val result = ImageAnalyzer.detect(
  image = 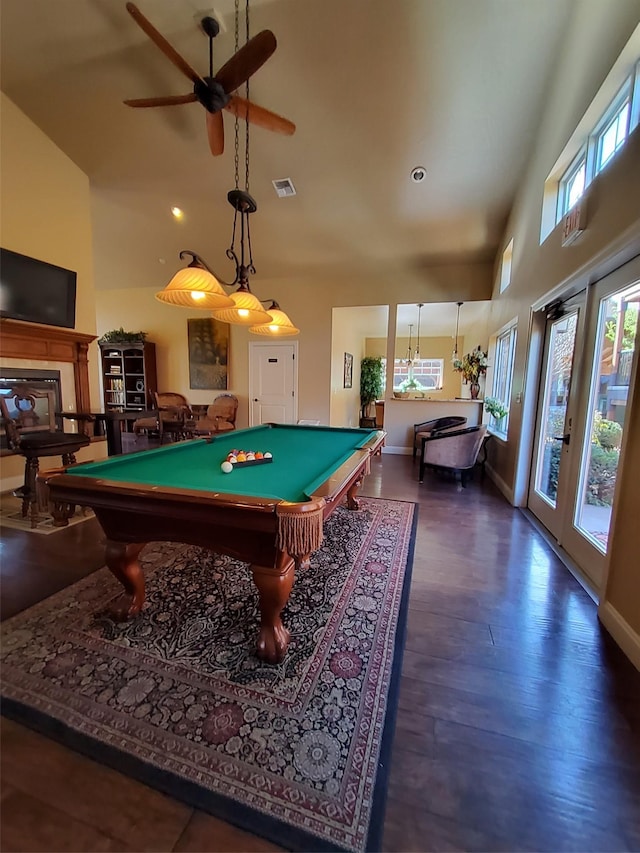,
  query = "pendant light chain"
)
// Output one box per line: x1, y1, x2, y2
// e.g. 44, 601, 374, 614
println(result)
245, 0, 250, 194
243, 0, 254, 271
233, 0, 240, 191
